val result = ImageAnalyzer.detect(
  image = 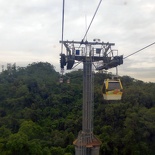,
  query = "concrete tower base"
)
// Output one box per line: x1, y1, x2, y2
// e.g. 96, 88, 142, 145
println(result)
73, 131, 101, 155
